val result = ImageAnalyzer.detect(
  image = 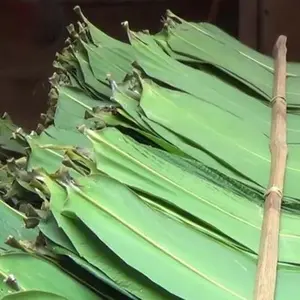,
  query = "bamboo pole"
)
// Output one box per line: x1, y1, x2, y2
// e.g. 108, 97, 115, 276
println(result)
254, 35, 288, 300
